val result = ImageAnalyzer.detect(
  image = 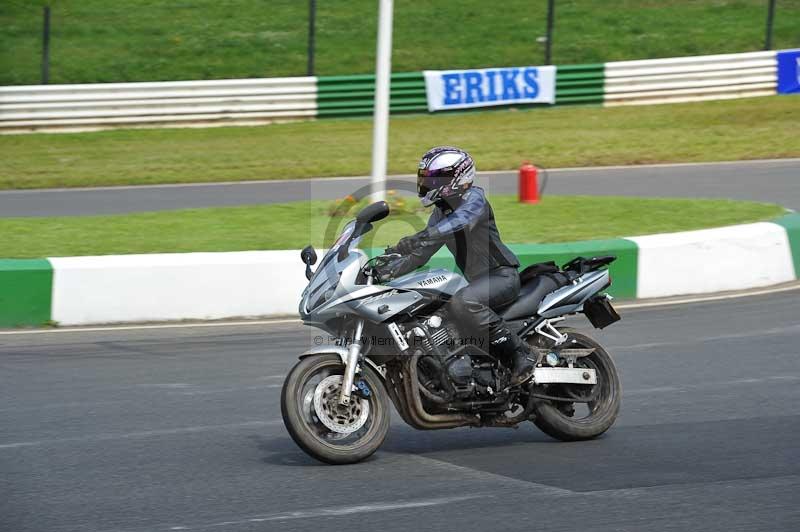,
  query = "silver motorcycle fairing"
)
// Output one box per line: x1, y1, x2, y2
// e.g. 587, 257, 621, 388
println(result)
538, 269, 610, 318
299, 220, 368, 320
387, 268, 468, 297
301, 254, 427, 326
349, 288, 426, 323
300, 248, 372, 323
331, 267, 468, 323
302, 250, 463, 325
